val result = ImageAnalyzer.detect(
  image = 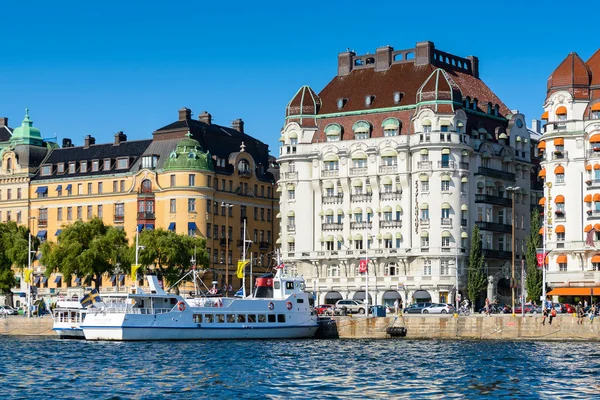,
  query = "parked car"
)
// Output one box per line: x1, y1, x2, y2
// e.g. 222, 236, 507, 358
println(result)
315, 304, 334, 315
553, 303, 567, 314
403, 303, 433, 314
513, 304, 542, 314
0, 306, 17, 316
564, 304, 576, 313
334, 300, 367, 315
422, 303, 455, 314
